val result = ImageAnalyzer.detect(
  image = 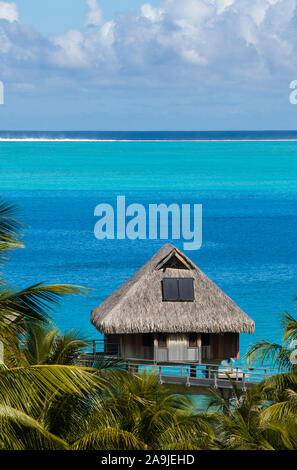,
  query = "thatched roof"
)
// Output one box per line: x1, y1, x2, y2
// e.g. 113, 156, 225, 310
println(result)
91, 244, 255, 335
